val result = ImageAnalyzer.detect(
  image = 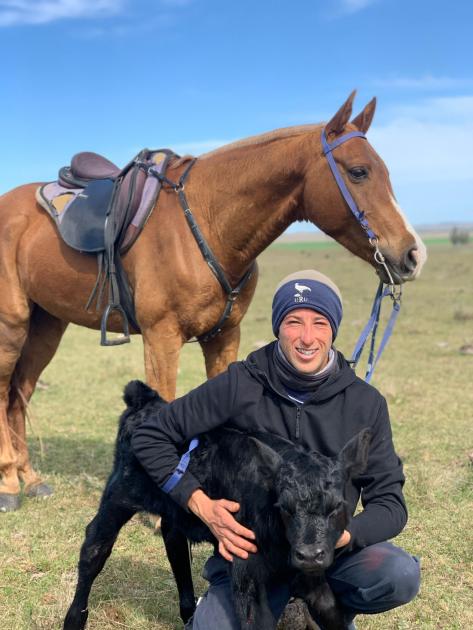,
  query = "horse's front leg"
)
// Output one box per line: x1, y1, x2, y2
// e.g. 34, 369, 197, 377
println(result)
141, 320, 184, 400
199, 324, 241, 379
